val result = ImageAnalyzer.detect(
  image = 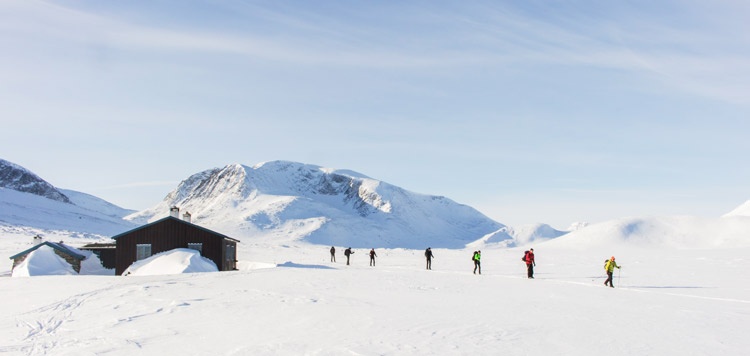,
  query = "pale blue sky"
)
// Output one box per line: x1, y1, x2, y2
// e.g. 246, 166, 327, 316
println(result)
2, 0, 749, 228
